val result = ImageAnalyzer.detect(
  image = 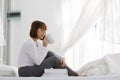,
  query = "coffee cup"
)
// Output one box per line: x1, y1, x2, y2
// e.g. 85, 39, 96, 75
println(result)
46, 34, 55, 44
